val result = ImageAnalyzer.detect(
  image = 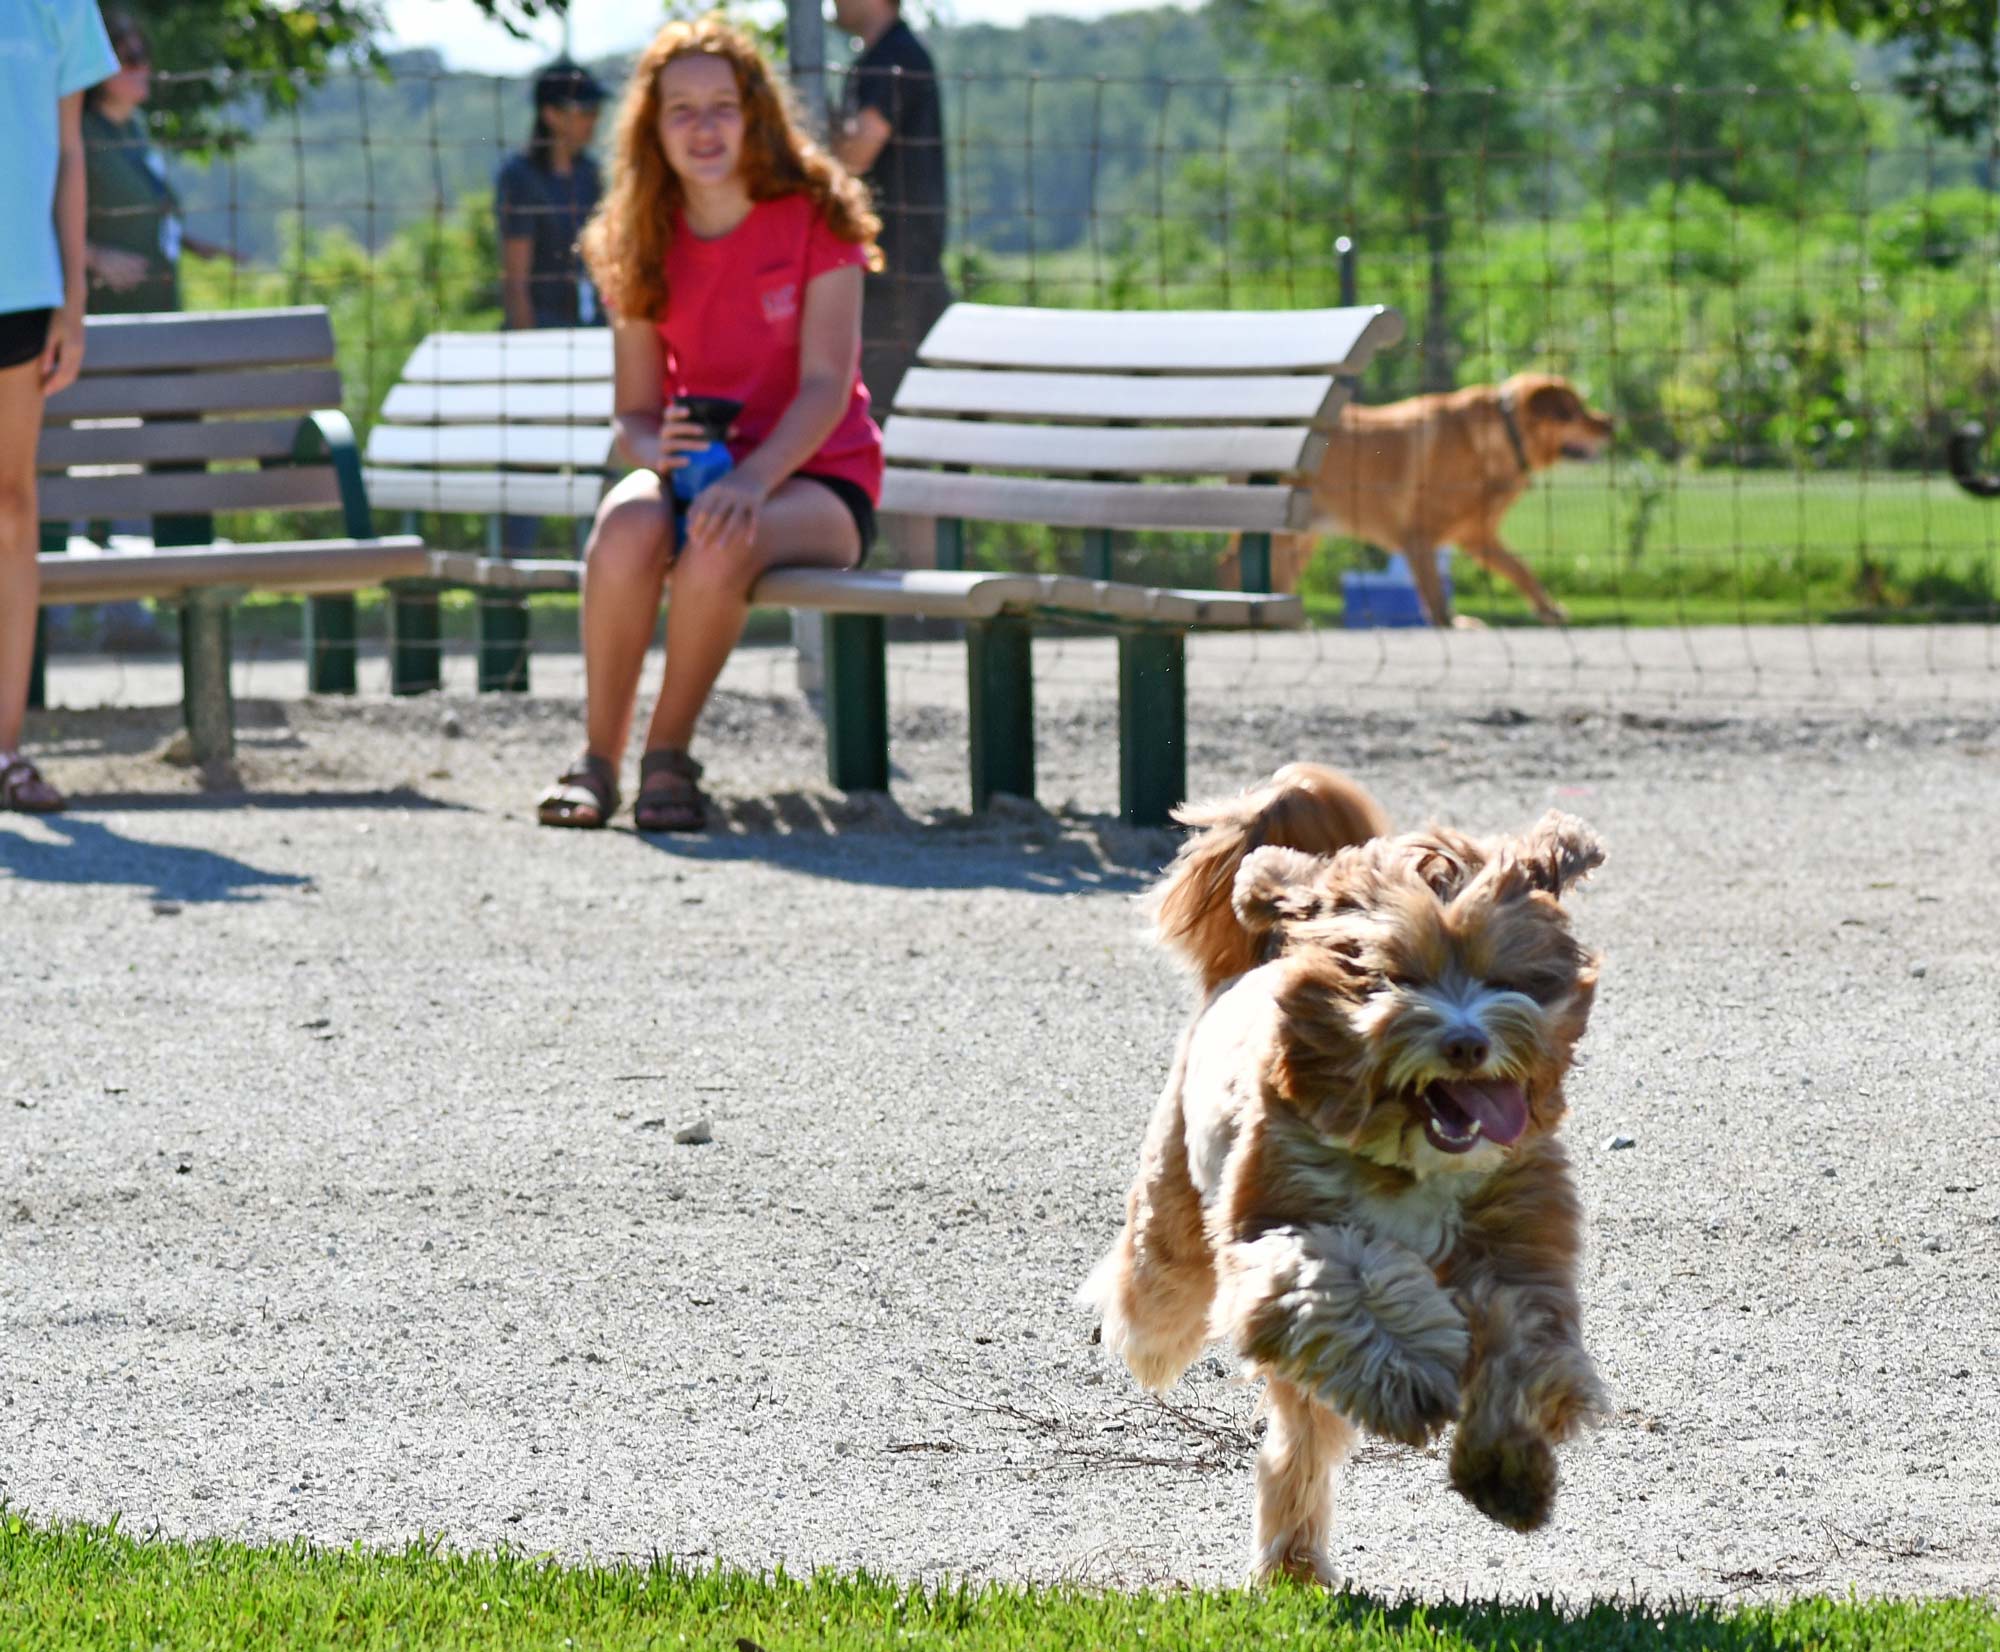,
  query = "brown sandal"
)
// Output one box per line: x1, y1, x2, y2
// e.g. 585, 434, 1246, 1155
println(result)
633, 748, 706, 833
0, 755, 64, 814
536, 752, 619, 829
